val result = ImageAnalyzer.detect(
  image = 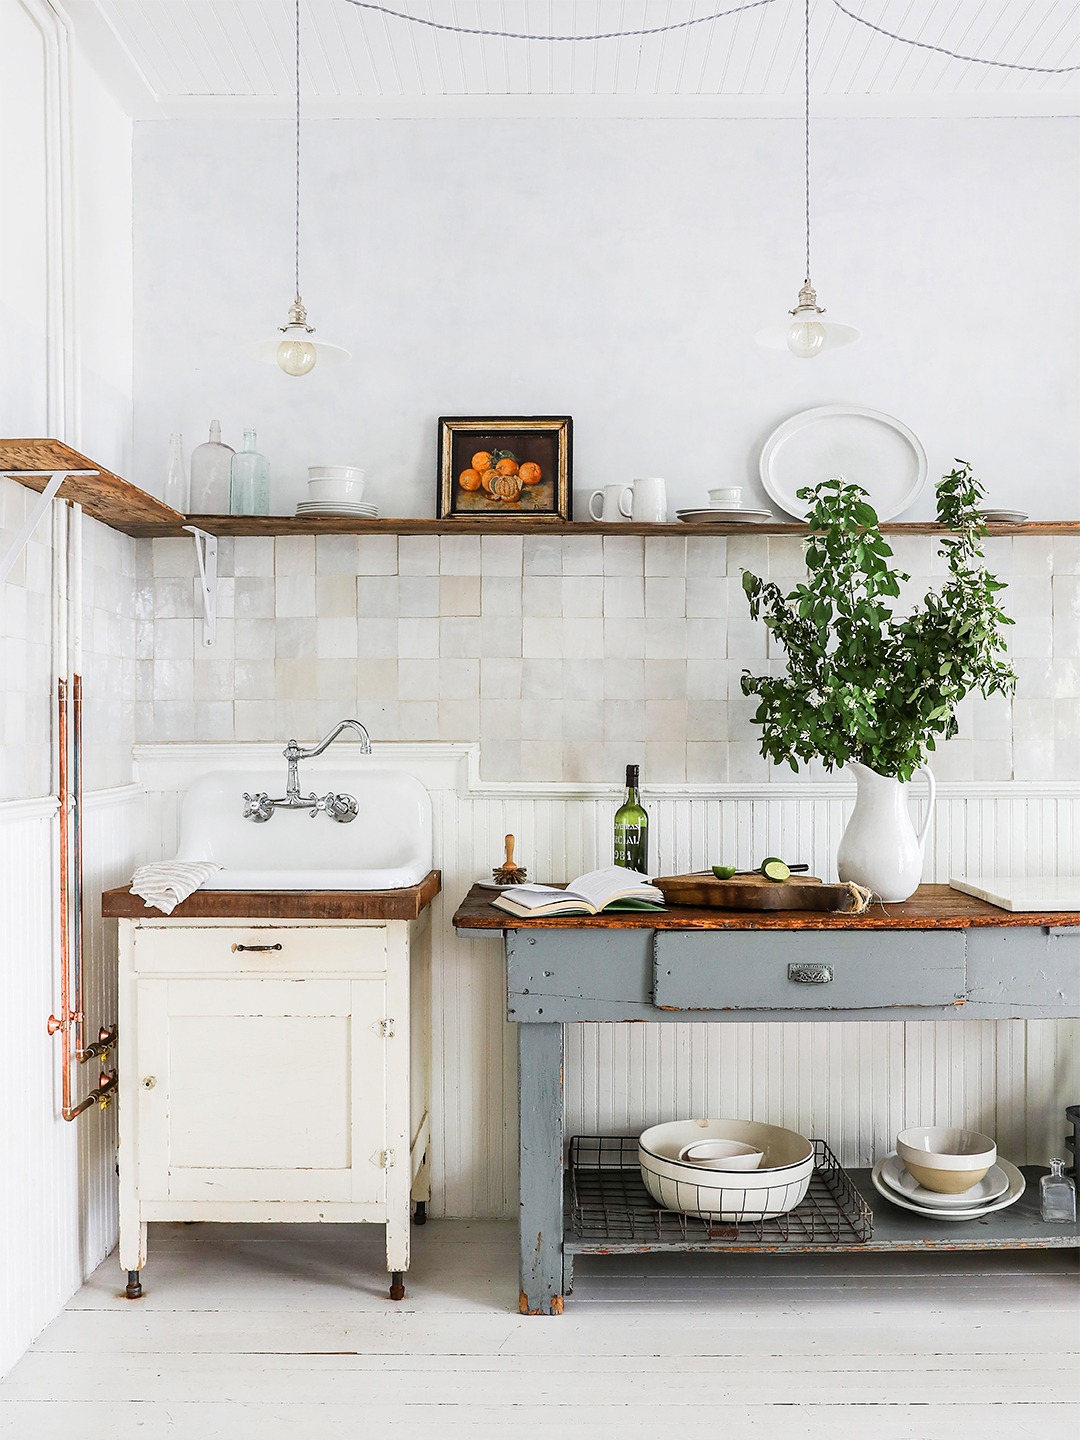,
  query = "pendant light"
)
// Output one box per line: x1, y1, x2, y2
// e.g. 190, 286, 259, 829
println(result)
756, 0, 860, 359
250, 0, 350, 375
